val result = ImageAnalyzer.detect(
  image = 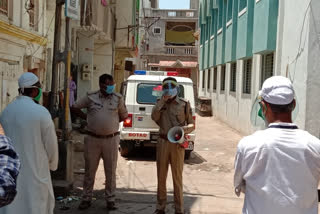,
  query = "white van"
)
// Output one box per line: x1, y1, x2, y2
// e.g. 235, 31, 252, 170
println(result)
119, 71, 196, 159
